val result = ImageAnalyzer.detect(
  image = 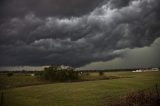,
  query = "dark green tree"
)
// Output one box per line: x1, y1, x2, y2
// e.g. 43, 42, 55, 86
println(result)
42, 65, 79, 81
